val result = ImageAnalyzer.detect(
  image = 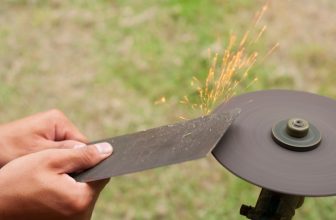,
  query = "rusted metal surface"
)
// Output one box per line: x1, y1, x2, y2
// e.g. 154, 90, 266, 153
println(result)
74, 108, 240, 182
213, 90, 336, 196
